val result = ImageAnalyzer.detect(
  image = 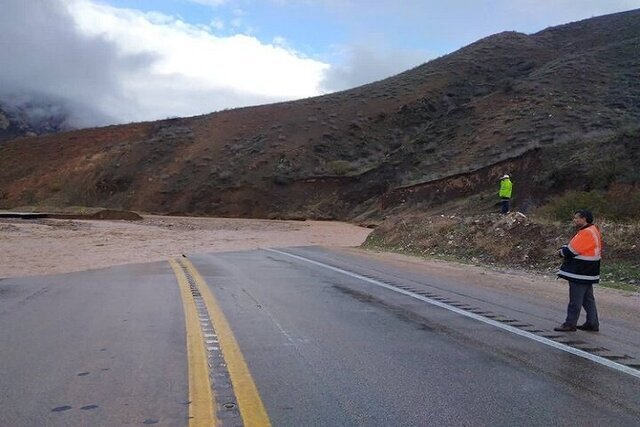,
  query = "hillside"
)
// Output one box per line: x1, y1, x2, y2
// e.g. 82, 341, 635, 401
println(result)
1, 9, 639, 220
